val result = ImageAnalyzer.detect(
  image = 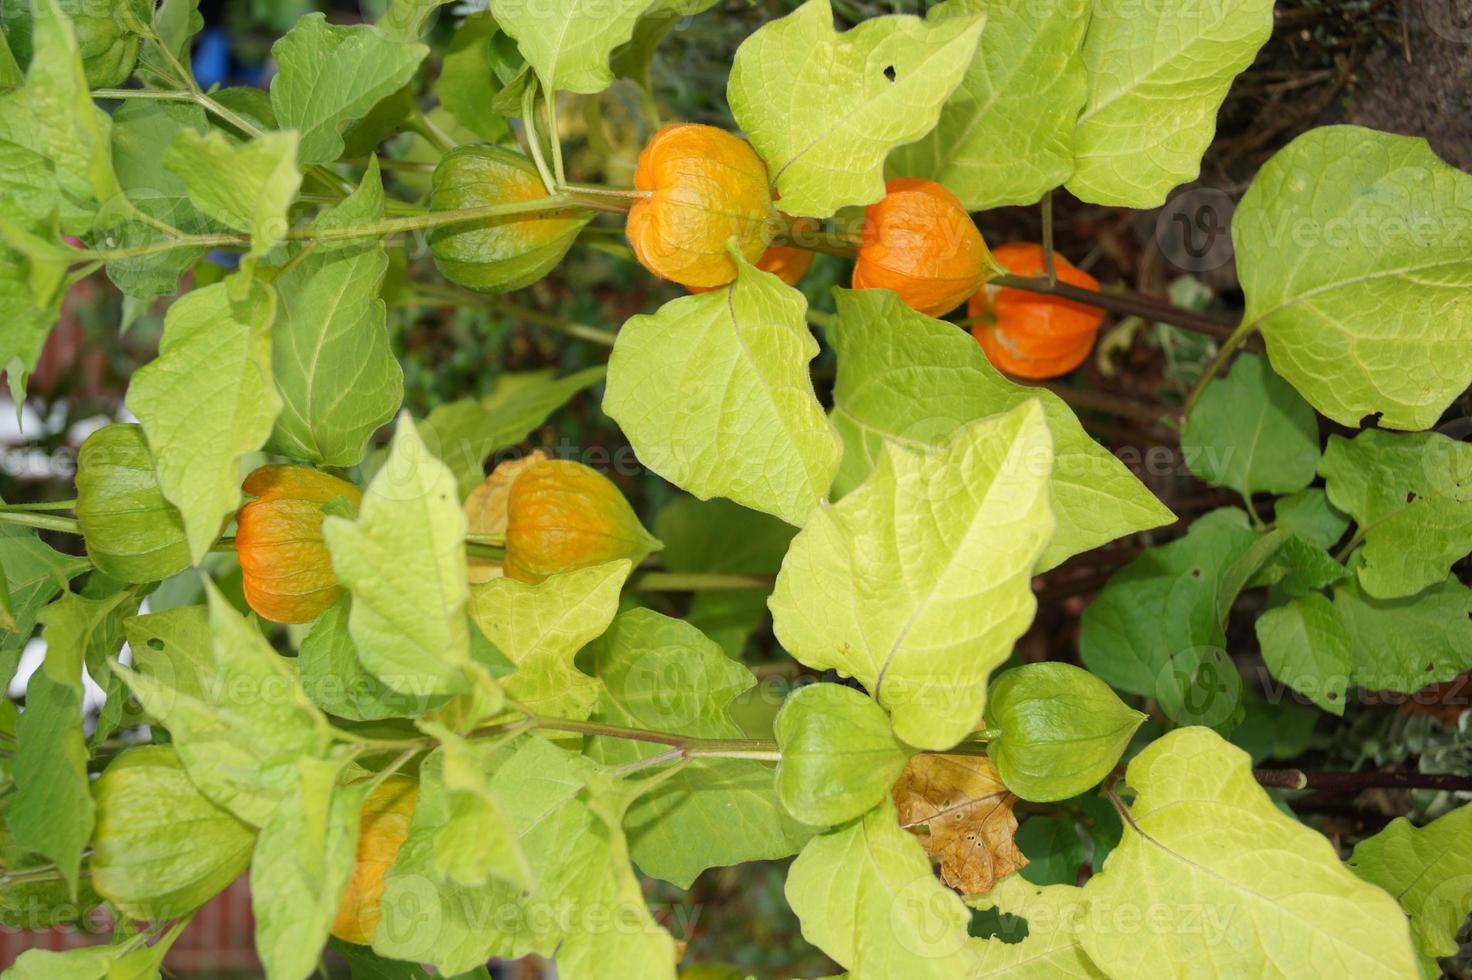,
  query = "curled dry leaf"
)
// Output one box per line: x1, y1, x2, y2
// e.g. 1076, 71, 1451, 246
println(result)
891, 752, 1026, 895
